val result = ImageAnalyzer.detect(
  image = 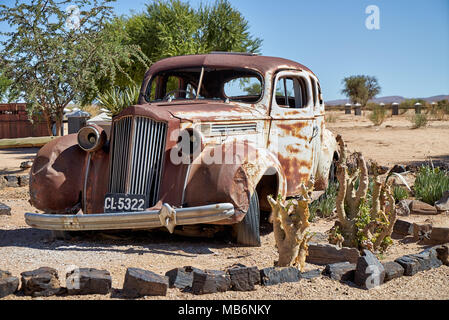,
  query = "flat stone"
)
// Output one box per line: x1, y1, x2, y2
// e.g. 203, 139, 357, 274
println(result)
393, 219, 413, 236
435, 191, 449, 211
354, 250, 385, 289
4, 175, 19, 187
396, 200, 411, 216
165, 266, 202, 289
405, 165, 419, 173
18, 175, 29, 187
0, 270, 19, 298
410, 248, 442, 271
412, 223, 433, 241
306, 242, 360, 265
434, 244, 449, 266
123, 268, 168, 298
410, 200, 438, 215
192, 270, 231, 294
259, 267, 301, 286
322, 262, 356, 282
423, 227, 449, 245
394, 256, 421, 276
382, 261, 404, 282
300, 269, 322, 280
395, 248, 442, 276
226, 265, 260, 291
20, 267, 61, 297
66, 268, 112, 295
0, 202, 11, 216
